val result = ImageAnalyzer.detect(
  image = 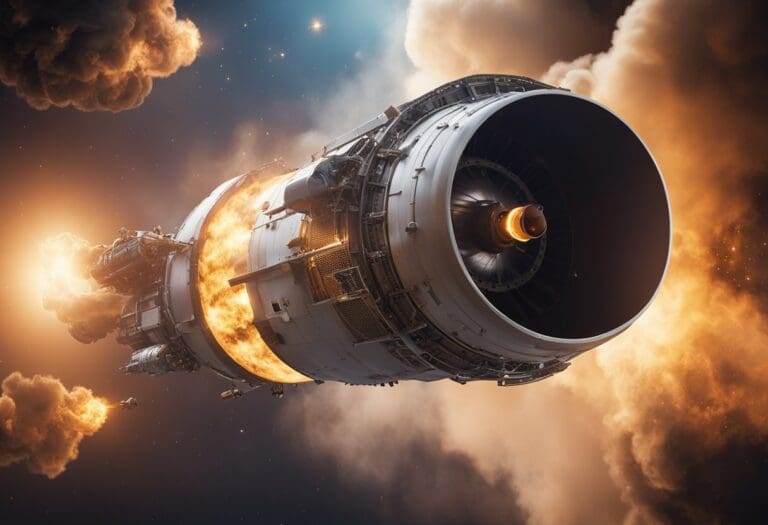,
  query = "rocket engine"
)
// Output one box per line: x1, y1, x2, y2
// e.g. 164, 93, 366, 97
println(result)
94, 75, 671, 391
